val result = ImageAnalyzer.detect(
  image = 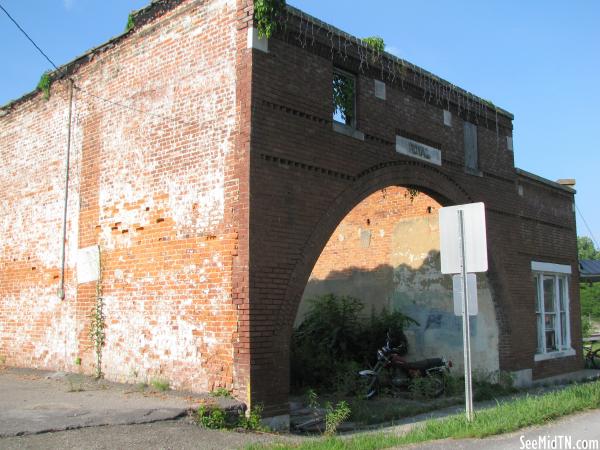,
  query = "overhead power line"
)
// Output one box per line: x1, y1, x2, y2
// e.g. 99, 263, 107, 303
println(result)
0, 2, 59, 71
576, 204, 600, 251
0, 2, 196, 127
